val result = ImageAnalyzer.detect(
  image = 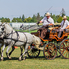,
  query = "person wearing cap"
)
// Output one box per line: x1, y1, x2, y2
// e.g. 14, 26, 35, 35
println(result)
58, 16, 69, 38
37, 12, 54, 26
37, 12, 54, 39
